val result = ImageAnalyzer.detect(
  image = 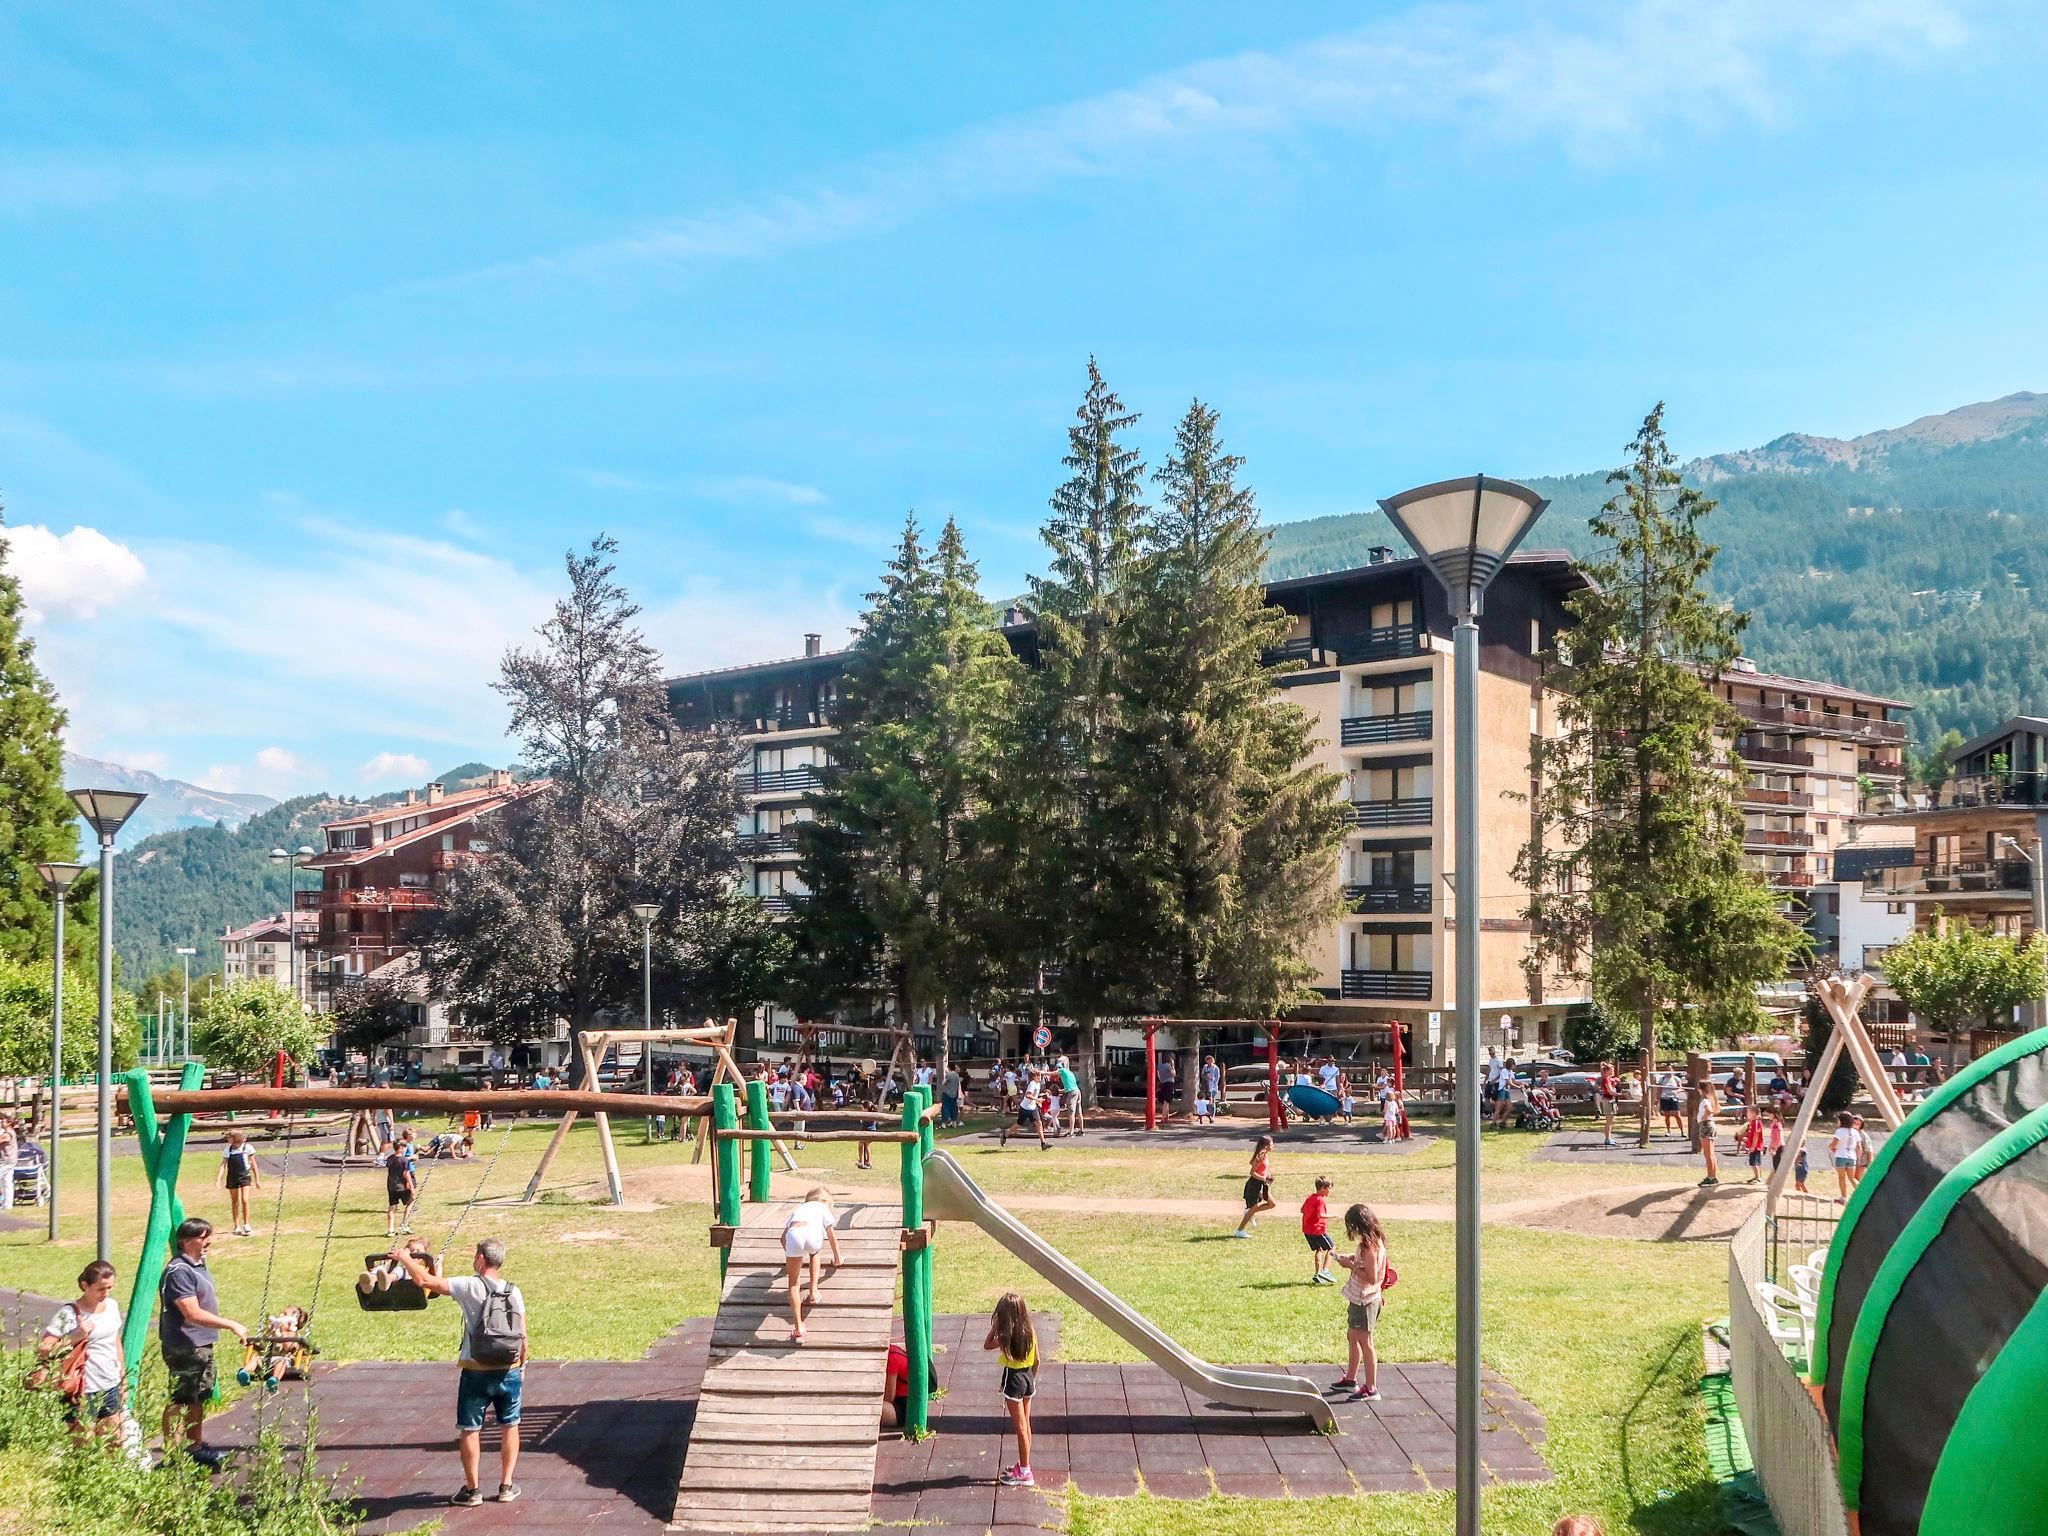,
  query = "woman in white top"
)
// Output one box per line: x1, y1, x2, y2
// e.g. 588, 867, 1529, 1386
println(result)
40, 1259, 126, 1439
782, 1187, 843, 1342
1828, 1112, 1866, 1202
